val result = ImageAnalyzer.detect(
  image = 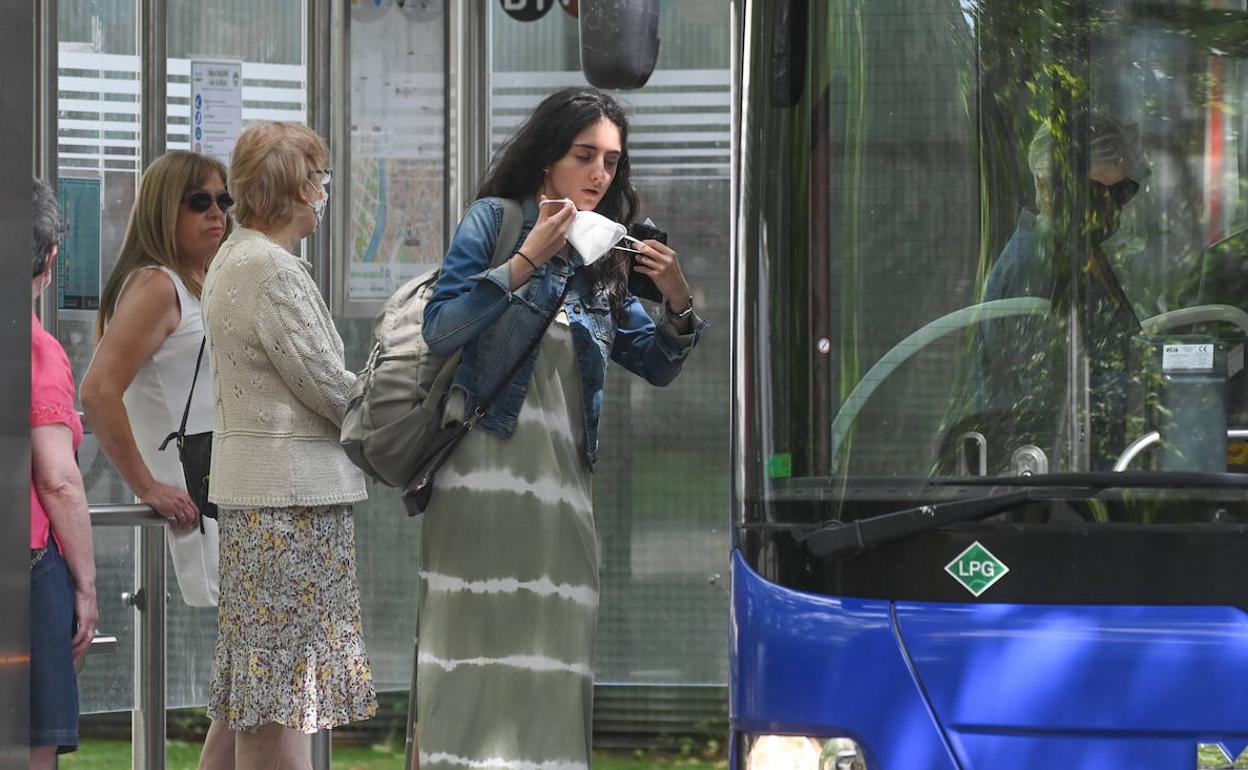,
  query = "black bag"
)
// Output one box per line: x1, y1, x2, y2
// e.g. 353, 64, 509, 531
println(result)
159, 337, 218, 528
402, 283, 571, 516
